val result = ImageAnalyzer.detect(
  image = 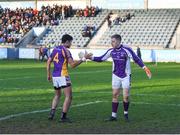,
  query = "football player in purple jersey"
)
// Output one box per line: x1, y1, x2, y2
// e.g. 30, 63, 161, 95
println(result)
47, 34, 86, 122
85, 34, 151, 122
